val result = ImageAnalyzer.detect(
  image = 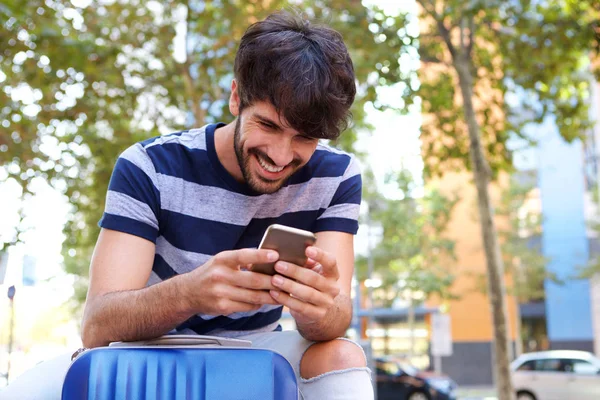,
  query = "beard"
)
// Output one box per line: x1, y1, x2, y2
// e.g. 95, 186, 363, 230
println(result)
233, 118, 301, 194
